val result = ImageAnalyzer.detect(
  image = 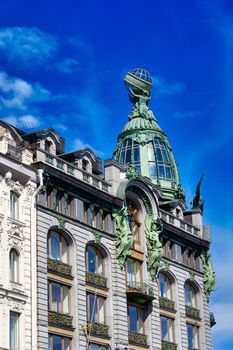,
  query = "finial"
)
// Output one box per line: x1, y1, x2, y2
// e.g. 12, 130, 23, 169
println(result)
192, 174, 204, 213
